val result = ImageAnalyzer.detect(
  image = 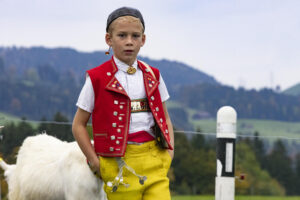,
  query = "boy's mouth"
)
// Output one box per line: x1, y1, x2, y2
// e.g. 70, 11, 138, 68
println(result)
124, 50, 134, 53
